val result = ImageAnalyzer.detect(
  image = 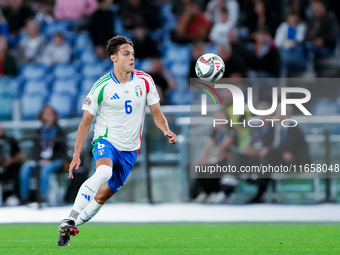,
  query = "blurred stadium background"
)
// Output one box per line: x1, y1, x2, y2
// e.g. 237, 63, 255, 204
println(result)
0, 0, 340, 218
